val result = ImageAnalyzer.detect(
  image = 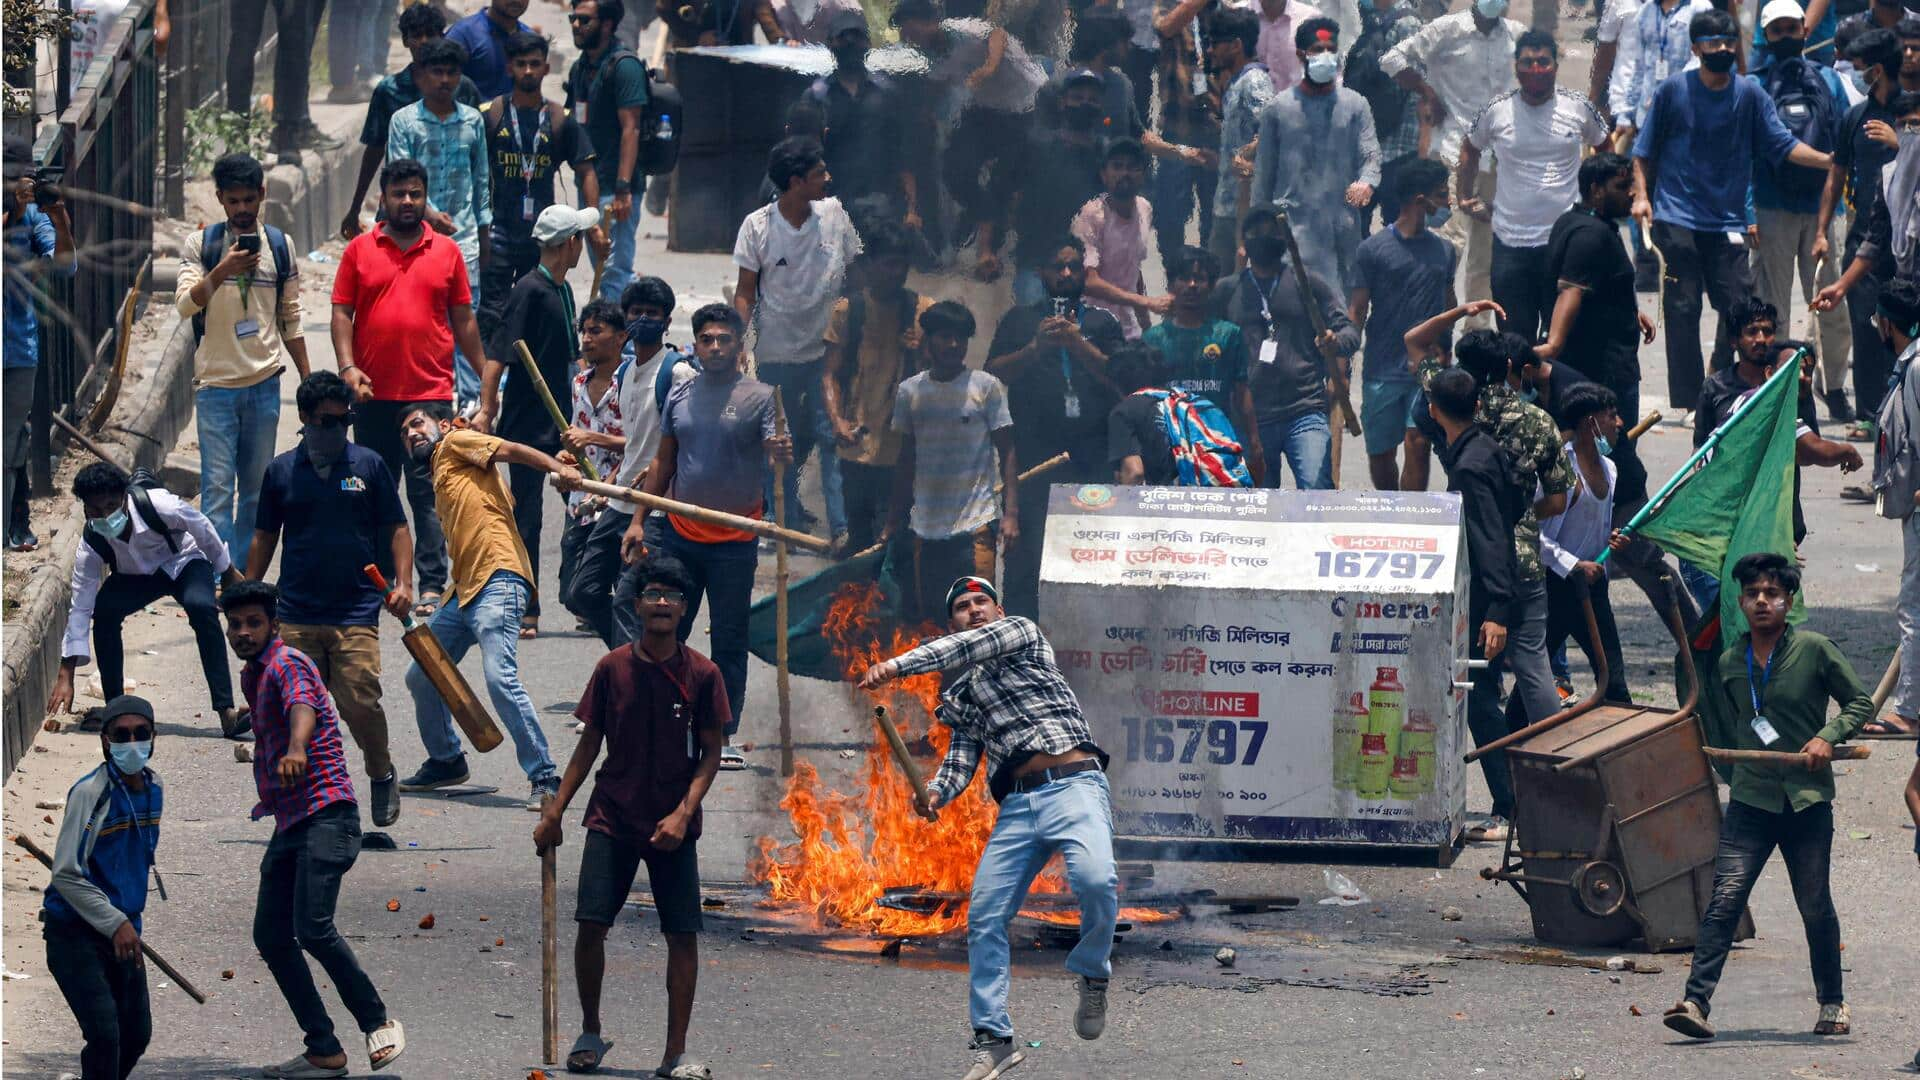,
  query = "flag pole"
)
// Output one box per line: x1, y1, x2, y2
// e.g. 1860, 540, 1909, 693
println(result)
1599, 350, 1804, 564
